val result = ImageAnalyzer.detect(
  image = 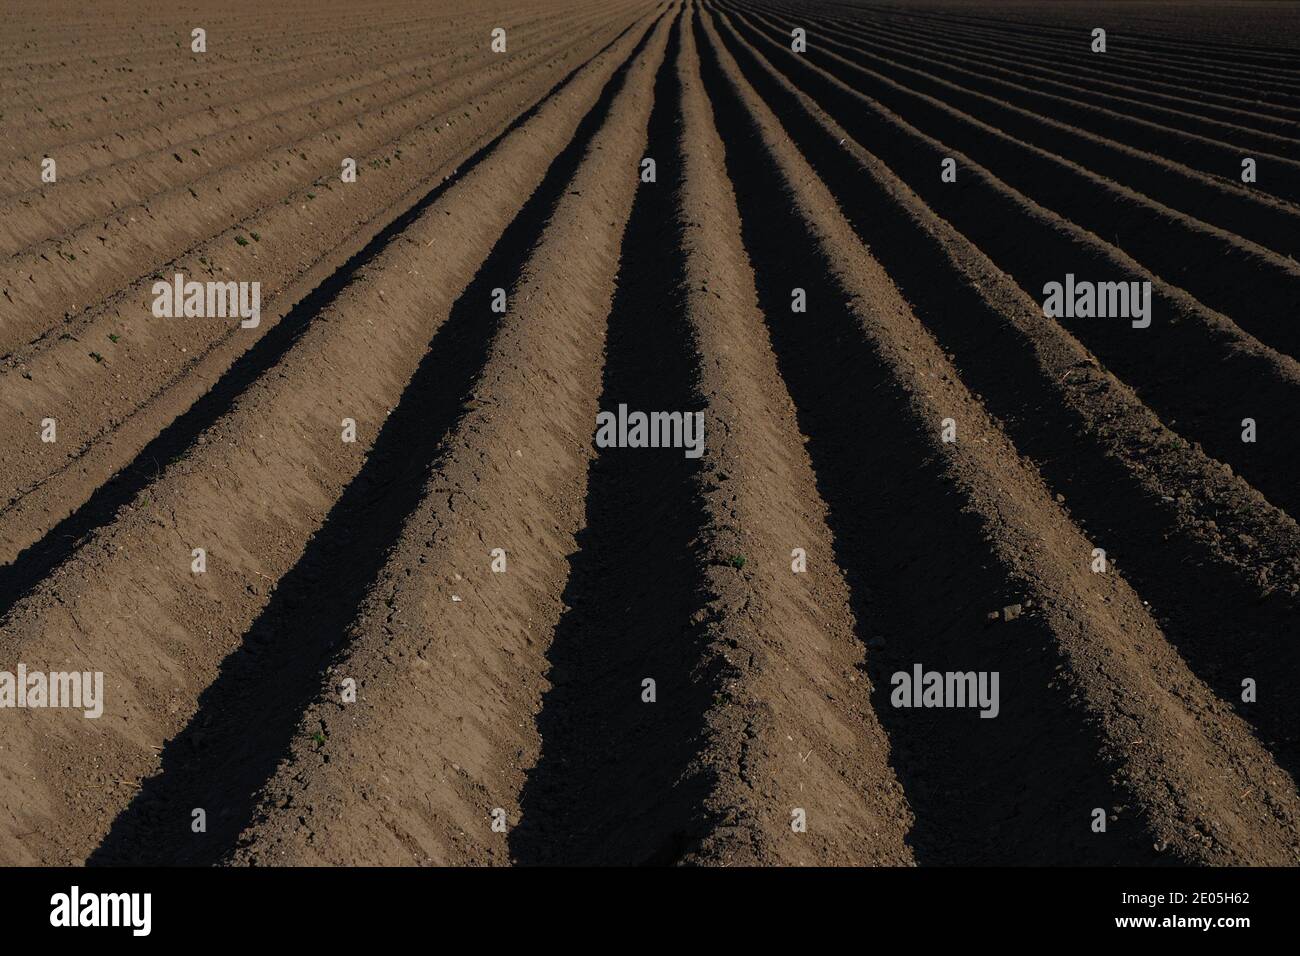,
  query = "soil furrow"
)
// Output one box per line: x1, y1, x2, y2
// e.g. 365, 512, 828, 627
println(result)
820, 12, 1300, 148
701, 3, 1300, 865
0, 9, 603, 222
670, 3, 914, 865
709, 0, 1300, 789
5, 0, 1298, 872
0, 2, 571, 109
0, 15, 643, 574
839, 3, 1300, 92
716, 5, 1300, 521
508, 11, 716, 866
728, 3, 1300, 262
0, 5, 633, 216
0, 7, 594, 167
723, 4, 1300, 358
226, 7, 673, 867
85, 12, 661, 860
0, 7, 660, 866
0, 15, 620, 352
